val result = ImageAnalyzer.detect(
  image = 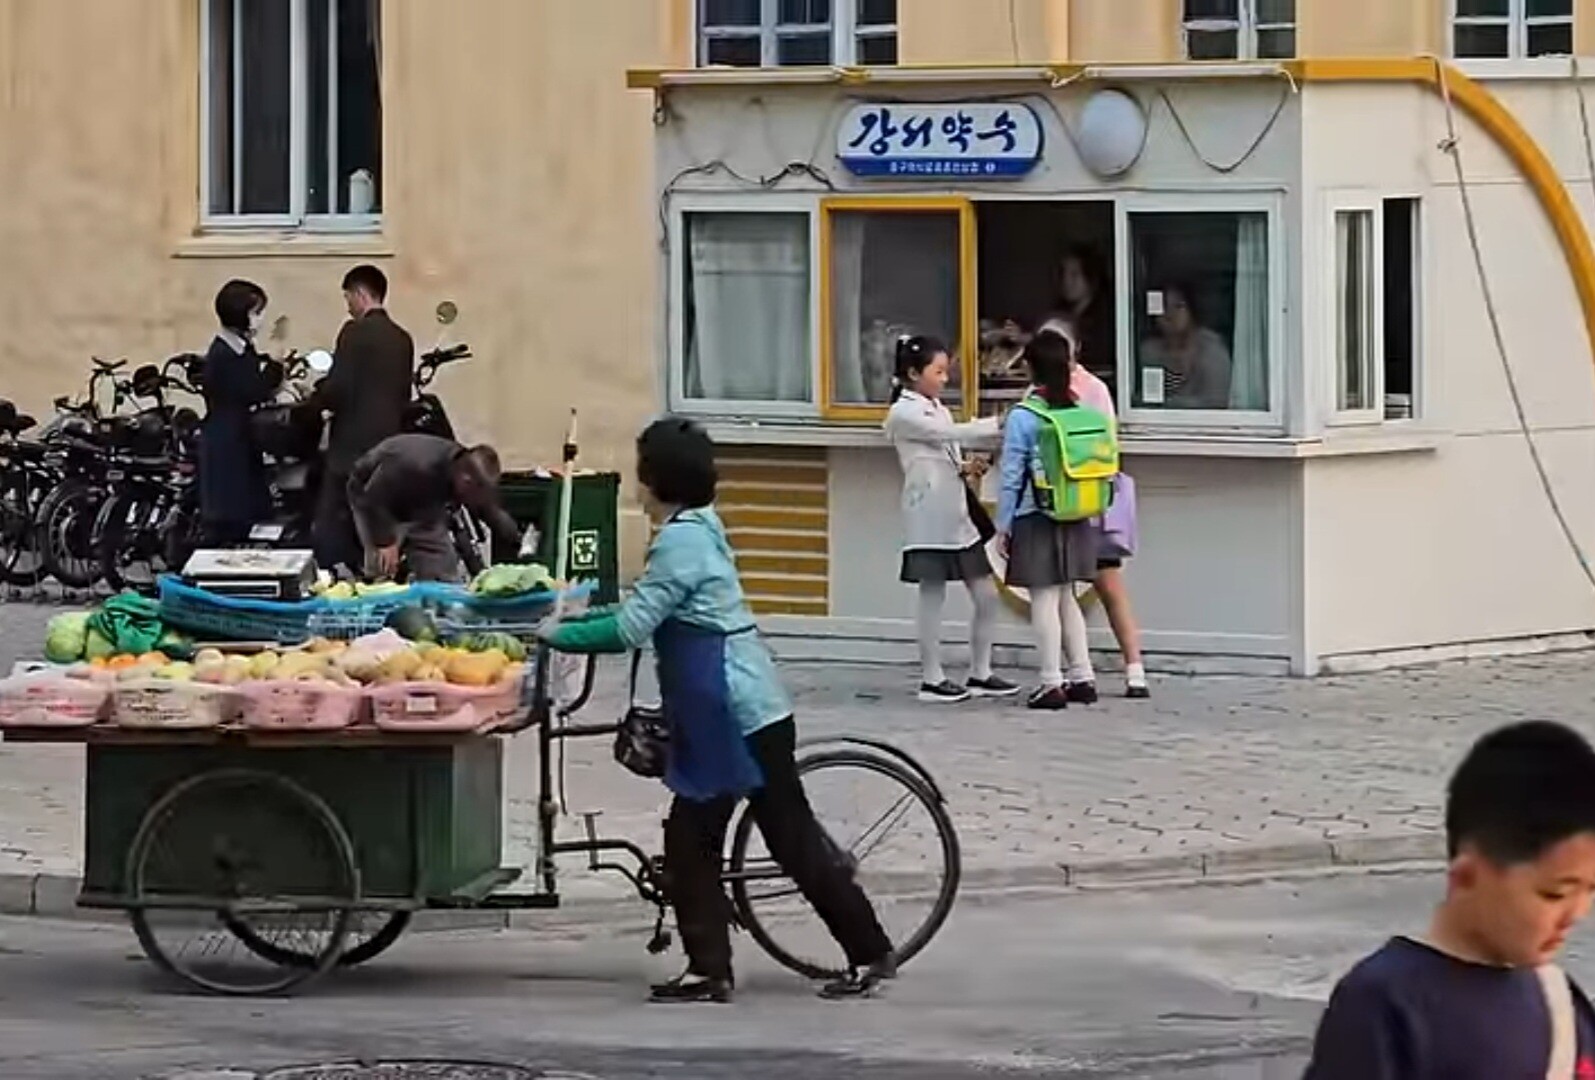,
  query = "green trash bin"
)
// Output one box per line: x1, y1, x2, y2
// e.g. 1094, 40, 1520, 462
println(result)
498, 471, 620, 604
